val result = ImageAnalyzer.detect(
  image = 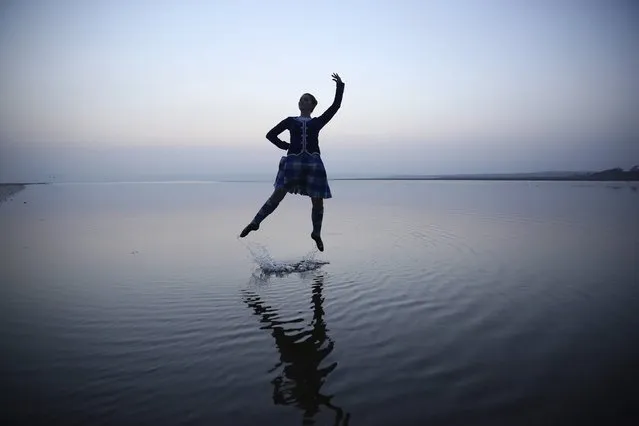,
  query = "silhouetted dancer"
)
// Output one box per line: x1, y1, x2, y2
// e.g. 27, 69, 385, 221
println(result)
239, 73, 346, 252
